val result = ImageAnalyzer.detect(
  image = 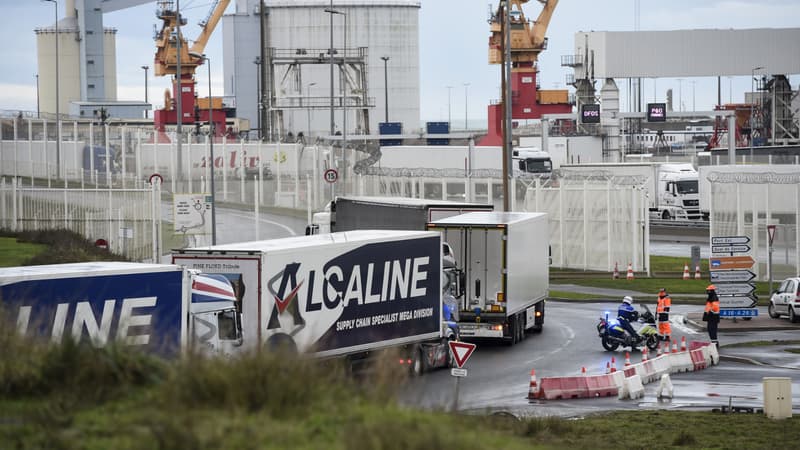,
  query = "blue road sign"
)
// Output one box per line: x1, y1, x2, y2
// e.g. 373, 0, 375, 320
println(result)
719, 309, 759, 317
